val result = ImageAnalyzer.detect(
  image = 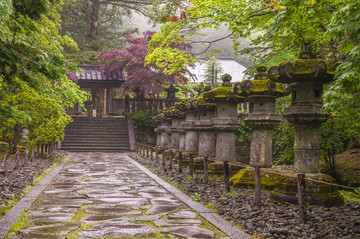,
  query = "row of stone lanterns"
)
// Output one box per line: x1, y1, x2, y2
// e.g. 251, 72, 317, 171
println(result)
150, 51, 343, 215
